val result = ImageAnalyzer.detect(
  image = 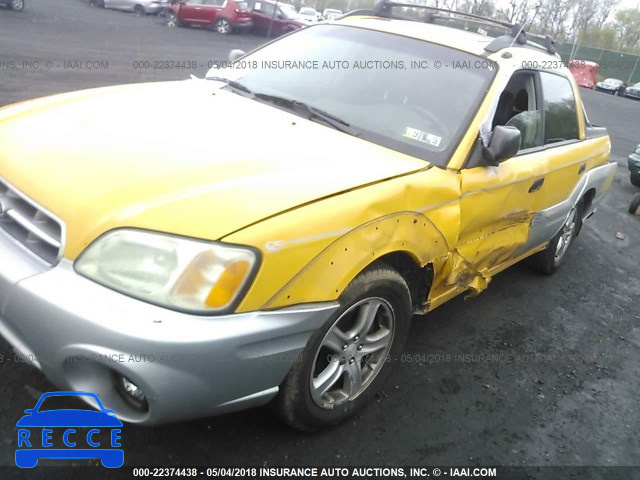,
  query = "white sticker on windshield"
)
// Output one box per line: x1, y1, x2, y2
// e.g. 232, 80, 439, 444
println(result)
402, 127, 422, 140
419, 132, 442, 147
